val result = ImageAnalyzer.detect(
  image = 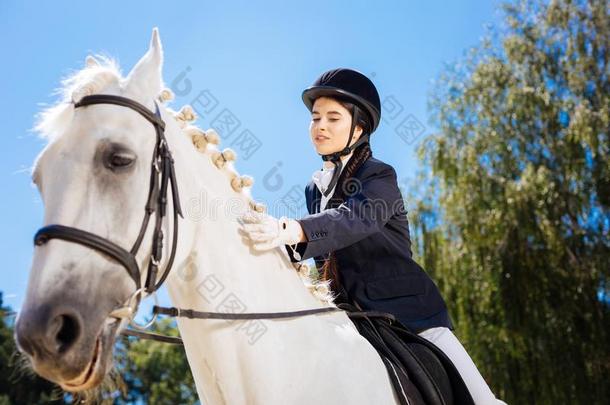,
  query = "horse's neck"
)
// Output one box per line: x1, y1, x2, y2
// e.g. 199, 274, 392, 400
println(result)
167, 207, 325, 313
163, 131, 332, 401
156, 116, 397, 405
164, 128, 325, 313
